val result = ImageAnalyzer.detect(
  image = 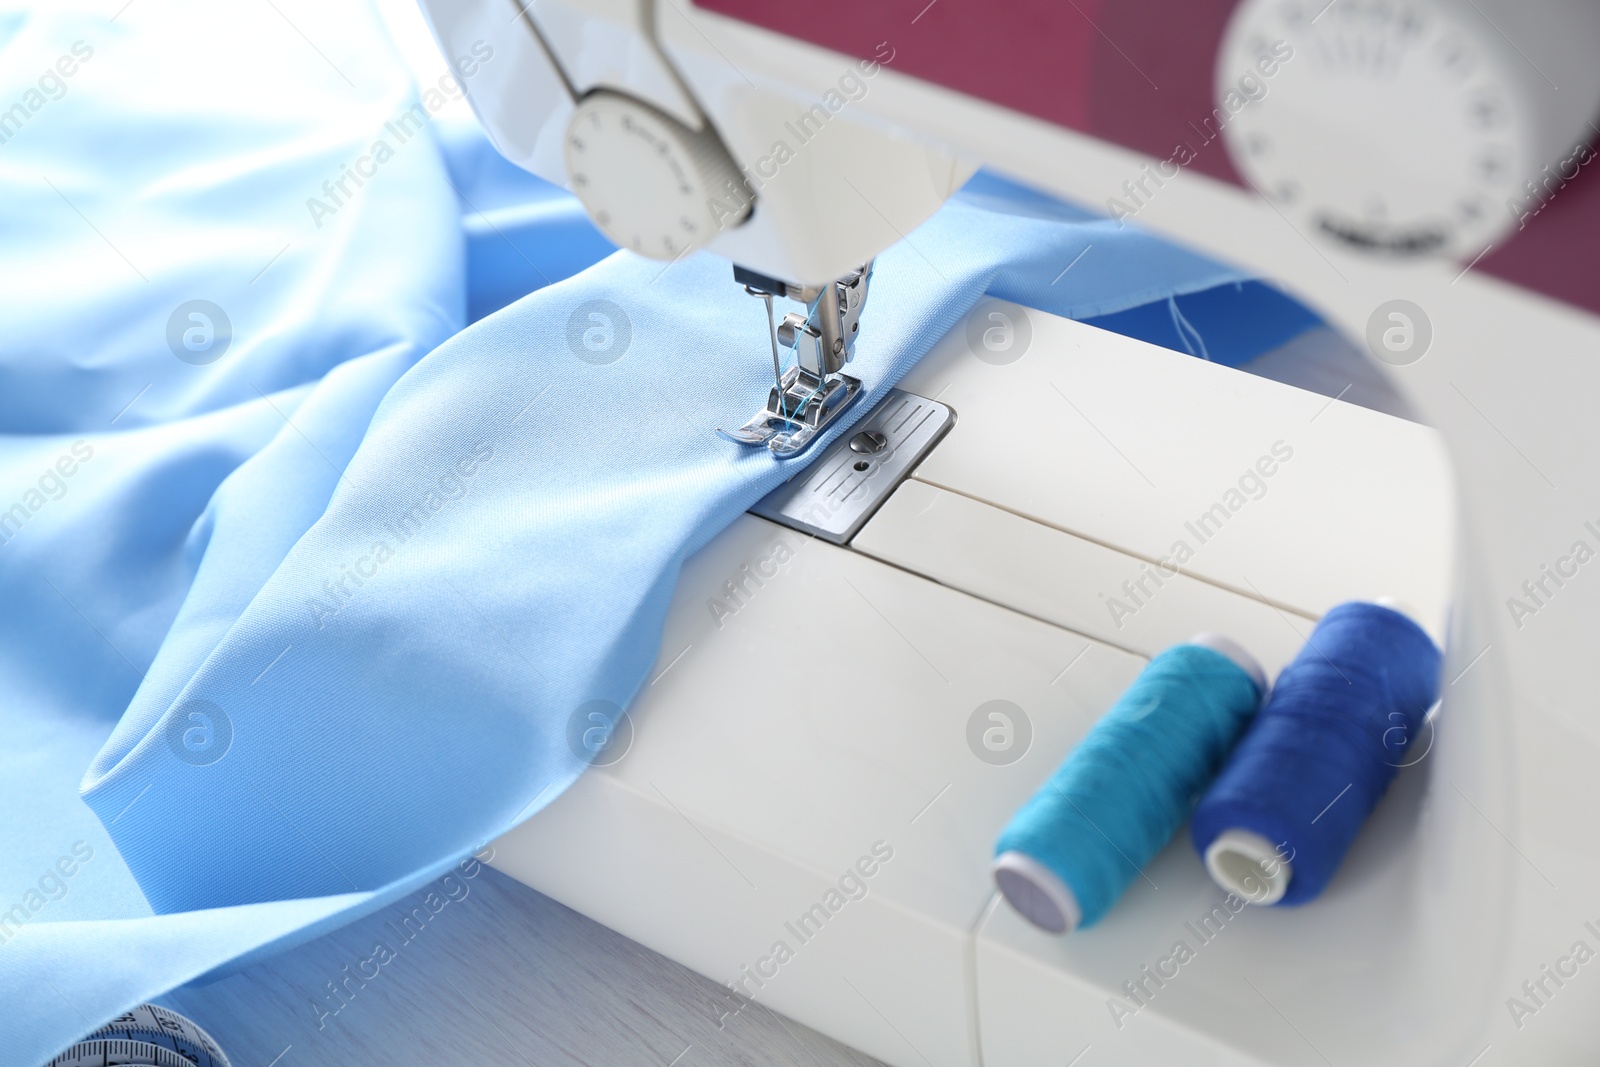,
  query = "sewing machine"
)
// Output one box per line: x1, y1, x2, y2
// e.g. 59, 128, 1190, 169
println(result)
413, 1, 1600, 1063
